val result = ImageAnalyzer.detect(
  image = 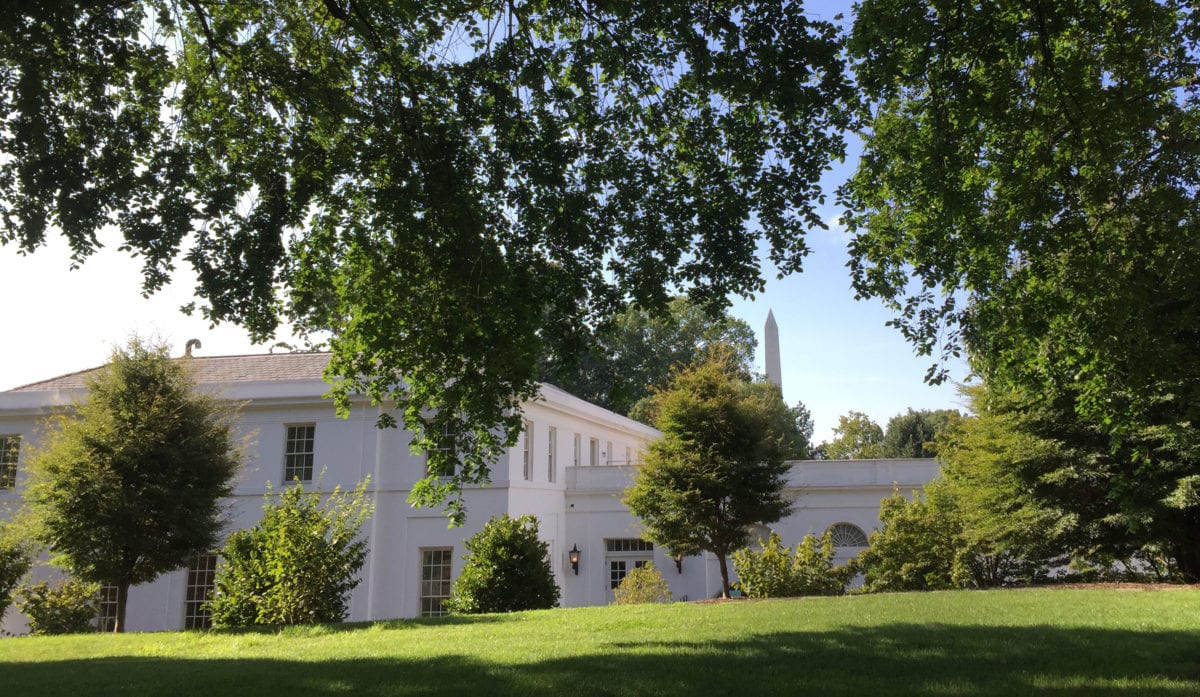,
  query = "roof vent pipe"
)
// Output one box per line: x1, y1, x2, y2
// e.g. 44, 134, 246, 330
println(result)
184, 339, 202, 358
